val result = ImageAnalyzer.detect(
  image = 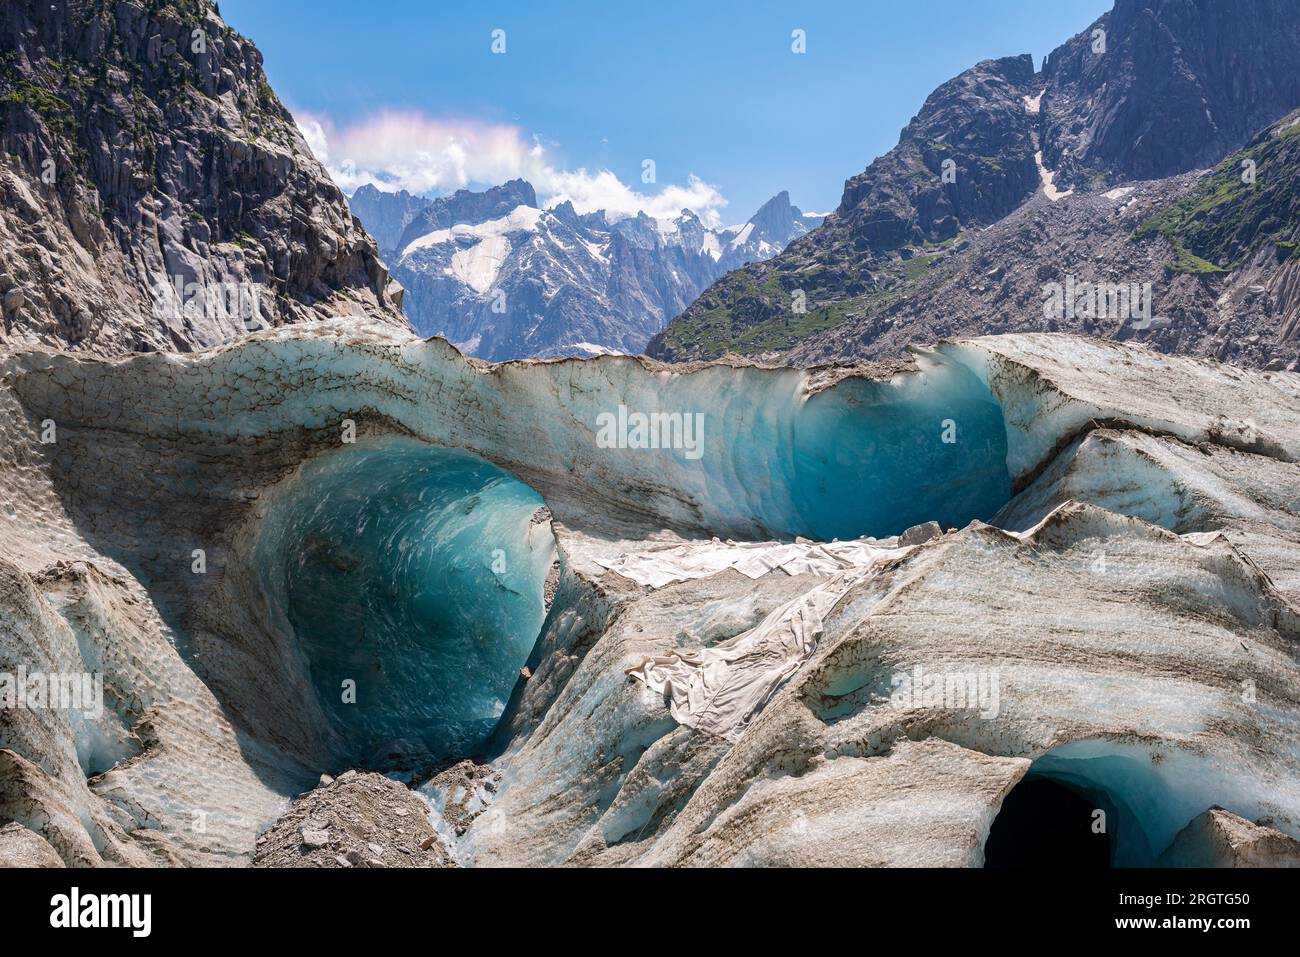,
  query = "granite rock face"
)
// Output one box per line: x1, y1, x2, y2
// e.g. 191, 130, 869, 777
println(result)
0, 323, 1296, 867
651, 0, 1300, 367
1041, 0, 1300, 186
786, 108, 1300, 371
836, 55, 1040, 253
0, 0, 406, 356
